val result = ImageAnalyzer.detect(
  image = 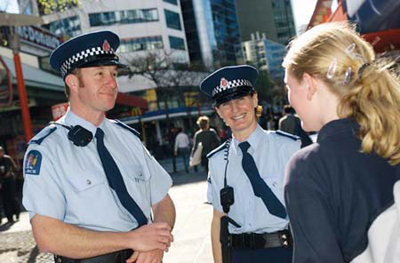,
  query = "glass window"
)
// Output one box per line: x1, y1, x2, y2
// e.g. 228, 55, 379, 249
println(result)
89, 9, 159, 27
164, 0, 178, 5
169, 36, 185, 50
119, 36, 163, 53
164, 9, 182, 30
